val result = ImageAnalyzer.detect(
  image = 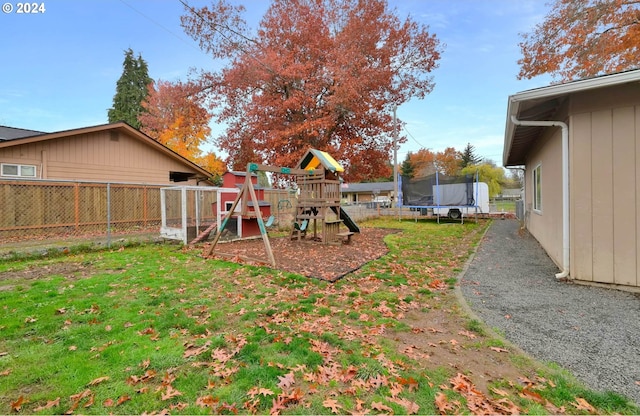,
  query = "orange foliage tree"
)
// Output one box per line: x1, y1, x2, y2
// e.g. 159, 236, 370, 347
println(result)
518, 0, 640, 82
181, 0, 442, 181
139, 79, 225, 178
407, 147, 462, 178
